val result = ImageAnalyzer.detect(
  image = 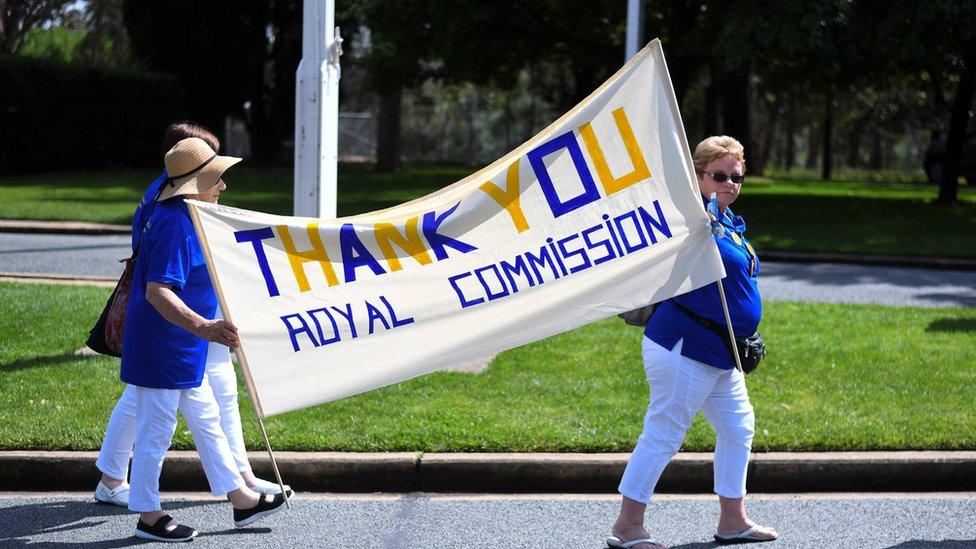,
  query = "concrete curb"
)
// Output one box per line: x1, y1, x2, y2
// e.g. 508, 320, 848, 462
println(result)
3, 219, 974, 271
760, 250, 976, 271
0, 219, 130, 235
2, 451, 973, 493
